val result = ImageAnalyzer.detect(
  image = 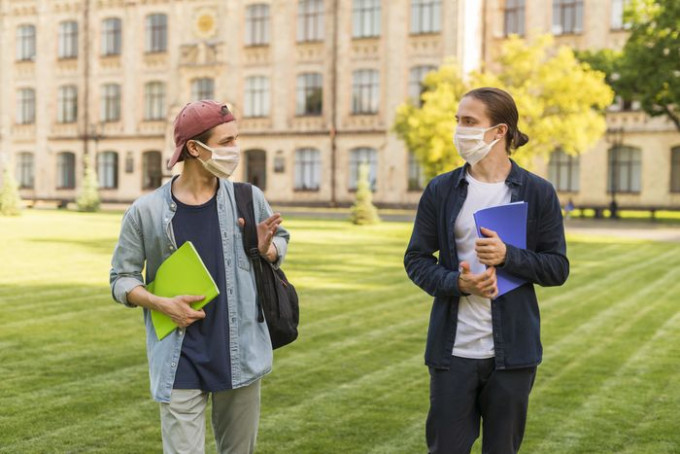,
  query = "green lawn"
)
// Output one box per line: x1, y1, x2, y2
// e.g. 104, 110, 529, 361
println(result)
1, 210, 679, 453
